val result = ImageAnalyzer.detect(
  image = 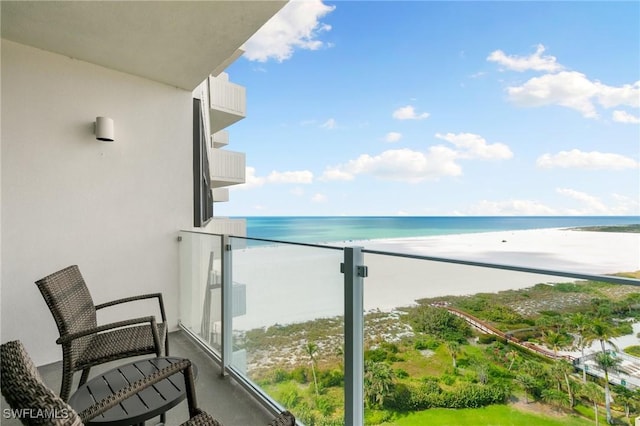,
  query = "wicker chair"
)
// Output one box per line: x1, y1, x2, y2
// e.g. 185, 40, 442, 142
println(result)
0, 340, 296, 426
35, 265, 169, 401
